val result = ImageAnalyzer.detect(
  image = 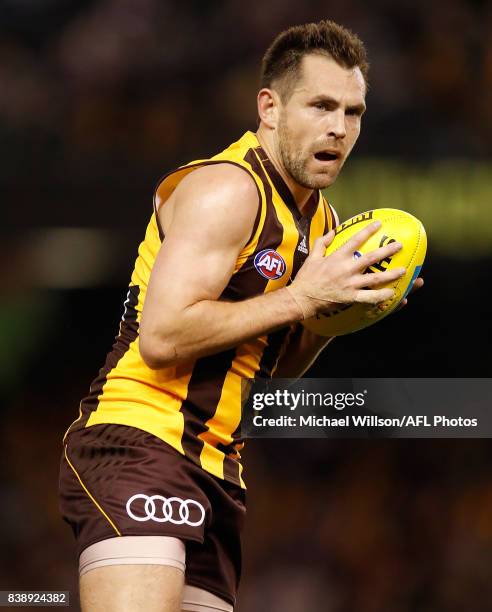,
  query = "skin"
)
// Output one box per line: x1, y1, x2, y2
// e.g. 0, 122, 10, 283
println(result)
257, 53, 367, 205
80, 565, 184, 612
